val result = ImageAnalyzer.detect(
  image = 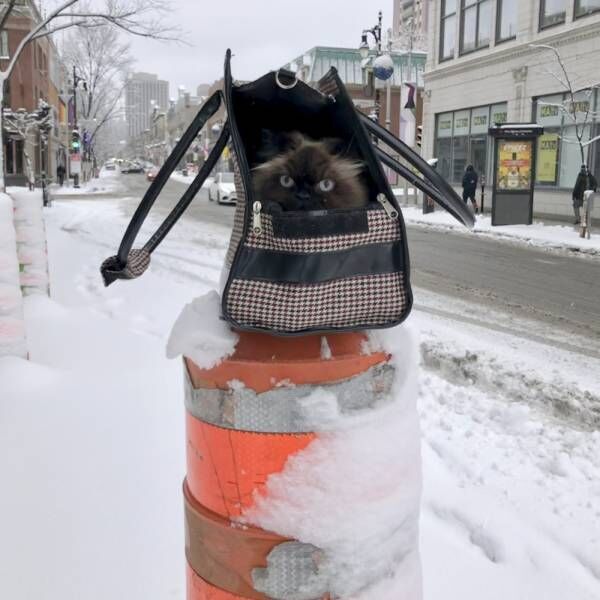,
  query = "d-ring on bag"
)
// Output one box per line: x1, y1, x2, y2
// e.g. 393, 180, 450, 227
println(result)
101, 50, 473, 335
